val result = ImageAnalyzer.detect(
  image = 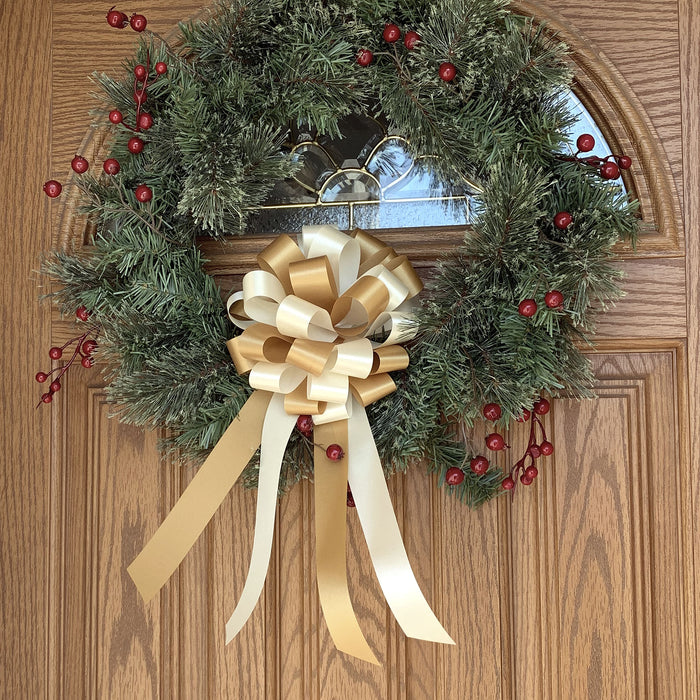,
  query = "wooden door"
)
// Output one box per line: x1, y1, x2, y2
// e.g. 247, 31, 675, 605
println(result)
3, 0, 698, 698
